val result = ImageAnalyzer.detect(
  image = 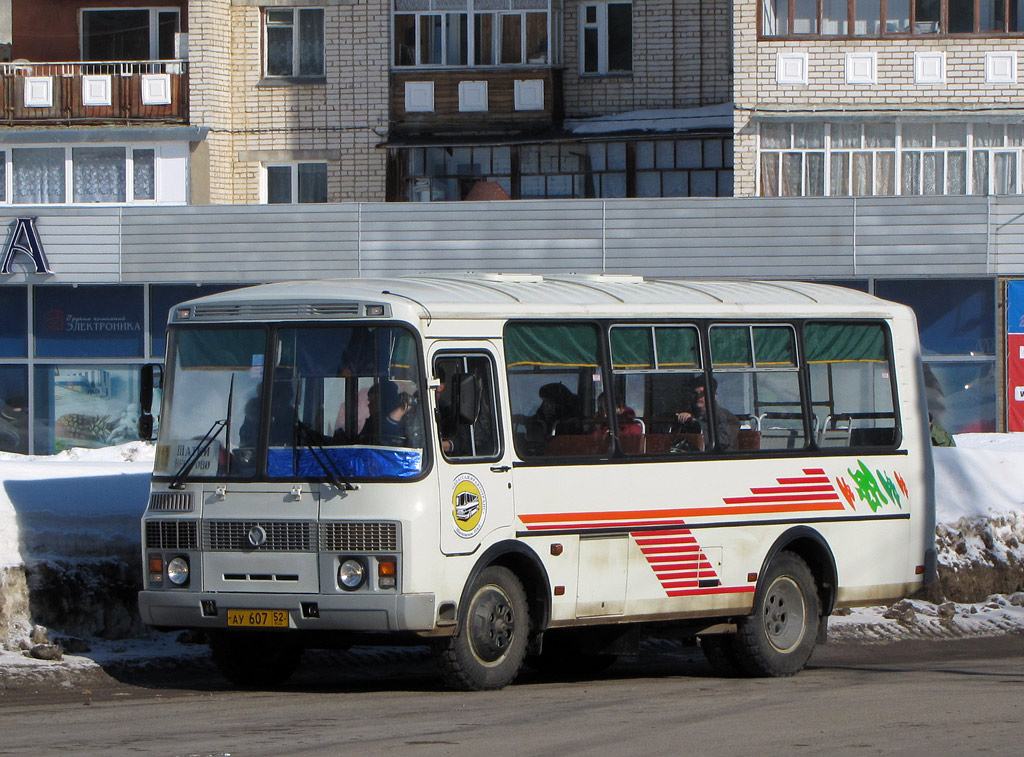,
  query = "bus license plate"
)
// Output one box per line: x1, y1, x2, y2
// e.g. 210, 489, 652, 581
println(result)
227, 609, 289, 628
